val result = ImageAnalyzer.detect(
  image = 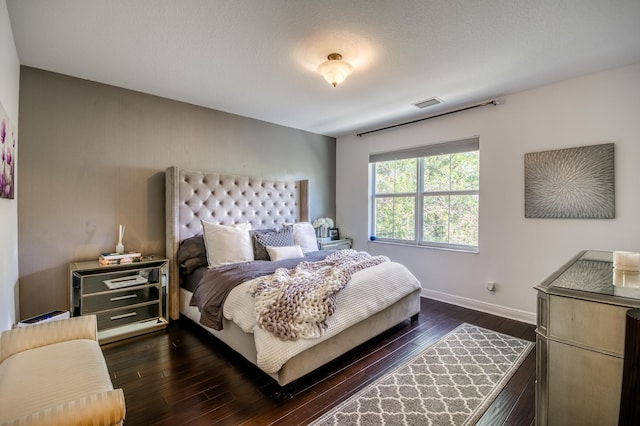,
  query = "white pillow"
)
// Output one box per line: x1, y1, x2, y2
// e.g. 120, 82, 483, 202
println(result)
290, 222, 318, 253
201, 221, 253, 267
266, 245, 304, 261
